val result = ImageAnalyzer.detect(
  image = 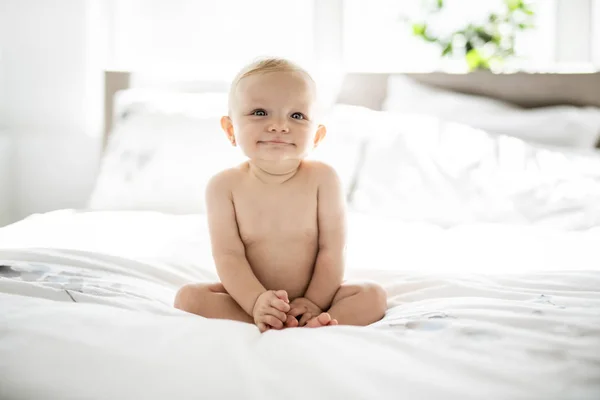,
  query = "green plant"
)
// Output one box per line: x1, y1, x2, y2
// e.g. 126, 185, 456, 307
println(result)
406, 0, 536, 71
